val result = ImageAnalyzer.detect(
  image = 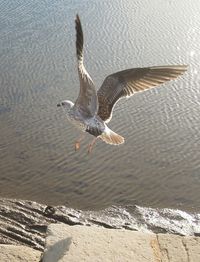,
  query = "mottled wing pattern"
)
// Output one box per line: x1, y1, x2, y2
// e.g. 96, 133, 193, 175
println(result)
74, 15, 98, 118
97, 65, 187, 122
